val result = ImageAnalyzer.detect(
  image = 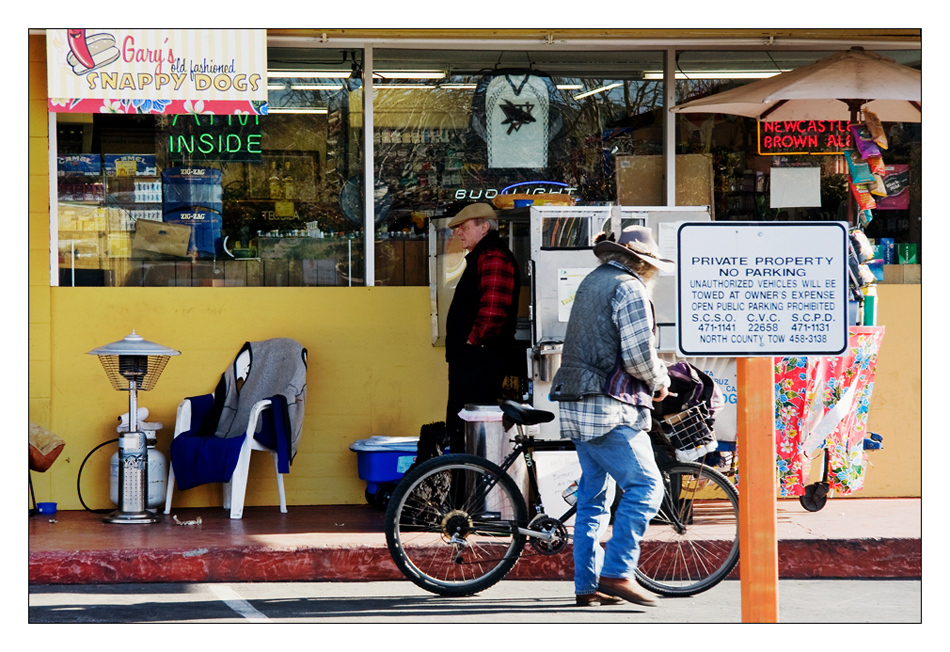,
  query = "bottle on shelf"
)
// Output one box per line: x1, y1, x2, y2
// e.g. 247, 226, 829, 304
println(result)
282, 162, 294, 199
269, 162, 282, 199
